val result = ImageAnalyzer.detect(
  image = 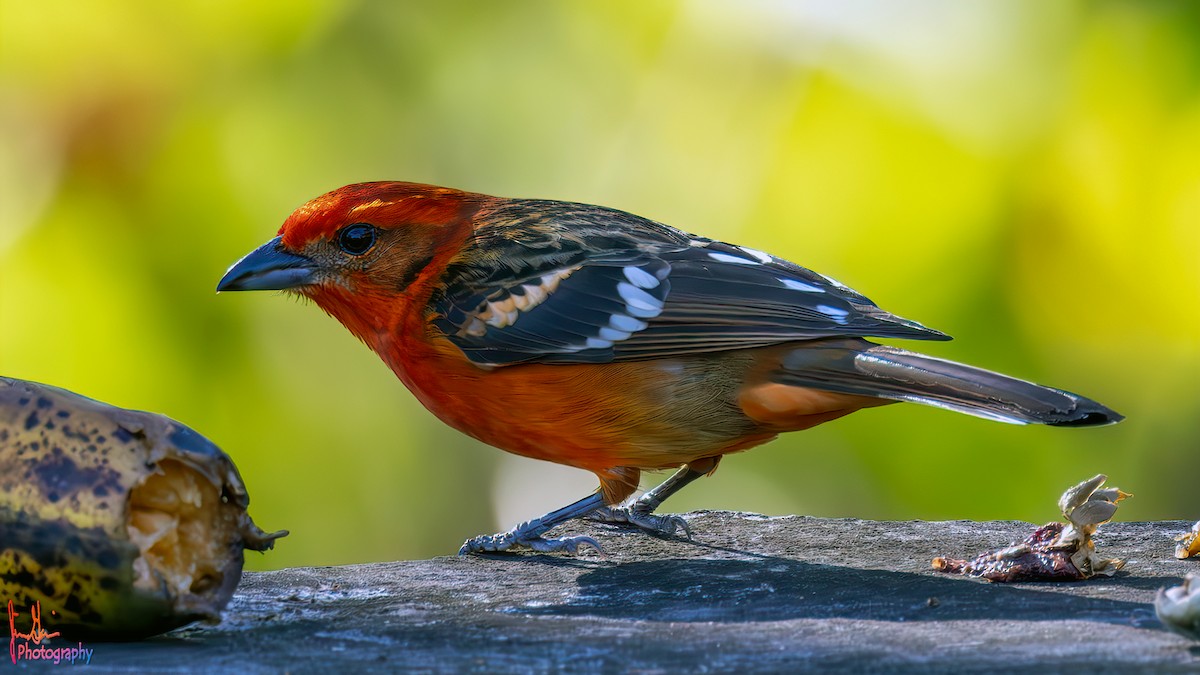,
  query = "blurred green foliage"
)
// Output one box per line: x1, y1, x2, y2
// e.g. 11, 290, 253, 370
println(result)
1, 1, 1197, 569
